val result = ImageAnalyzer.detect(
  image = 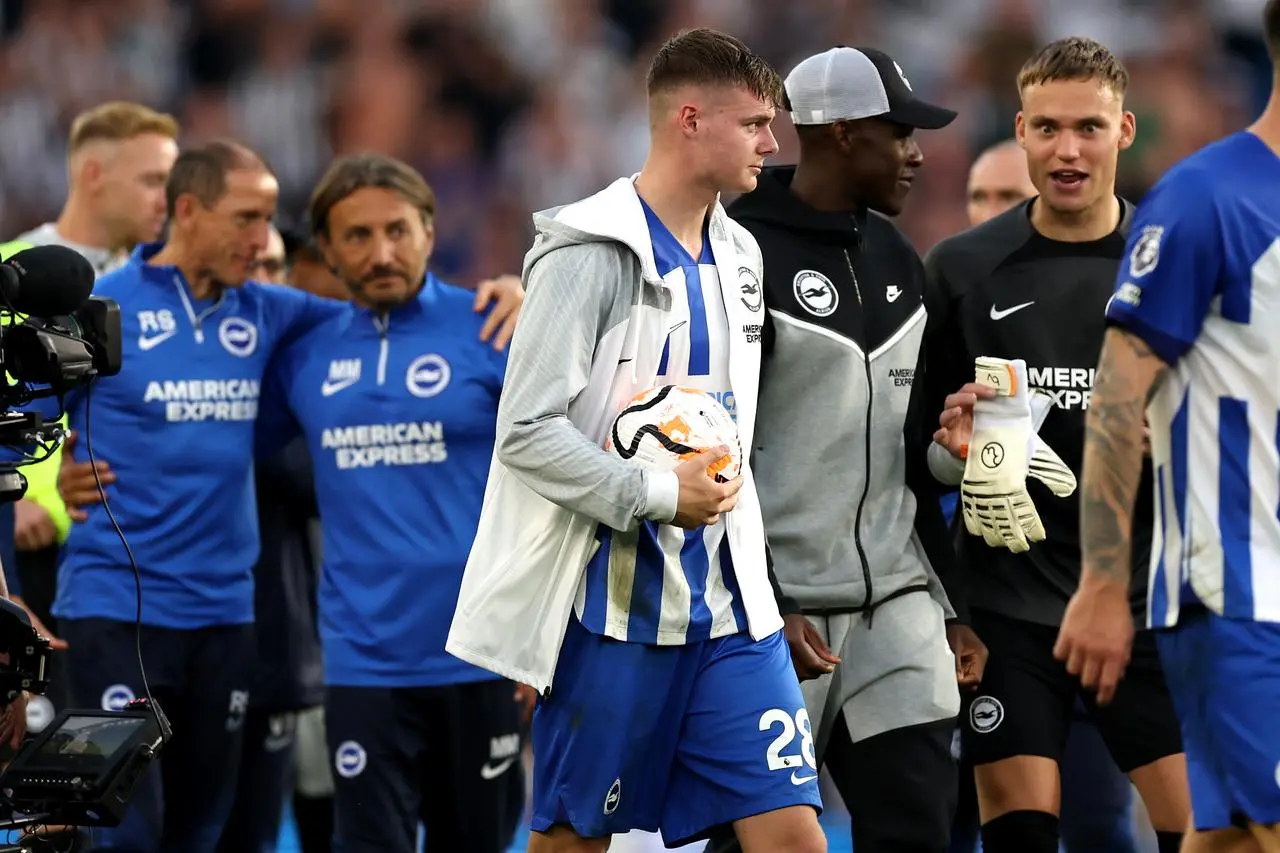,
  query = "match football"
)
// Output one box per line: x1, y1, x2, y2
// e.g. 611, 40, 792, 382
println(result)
606, 385, 741, 482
